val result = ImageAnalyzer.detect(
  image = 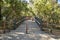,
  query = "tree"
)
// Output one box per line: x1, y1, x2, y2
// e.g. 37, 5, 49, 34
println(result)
0, 0, 3, 20
31, 0, 60, 29
0, 0, 29, 31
